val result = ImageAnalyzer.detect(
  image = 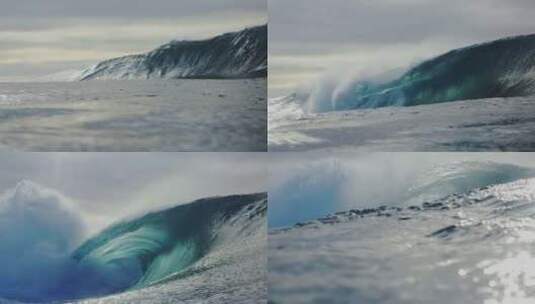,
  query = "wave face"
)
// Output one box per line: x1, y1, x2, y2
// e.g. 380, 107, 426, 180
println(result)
322, 34, 535, 111
269, 160, 535, 228
79, 25, 267, 81
0, 190, 267, 303
269, 162, 535, 303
